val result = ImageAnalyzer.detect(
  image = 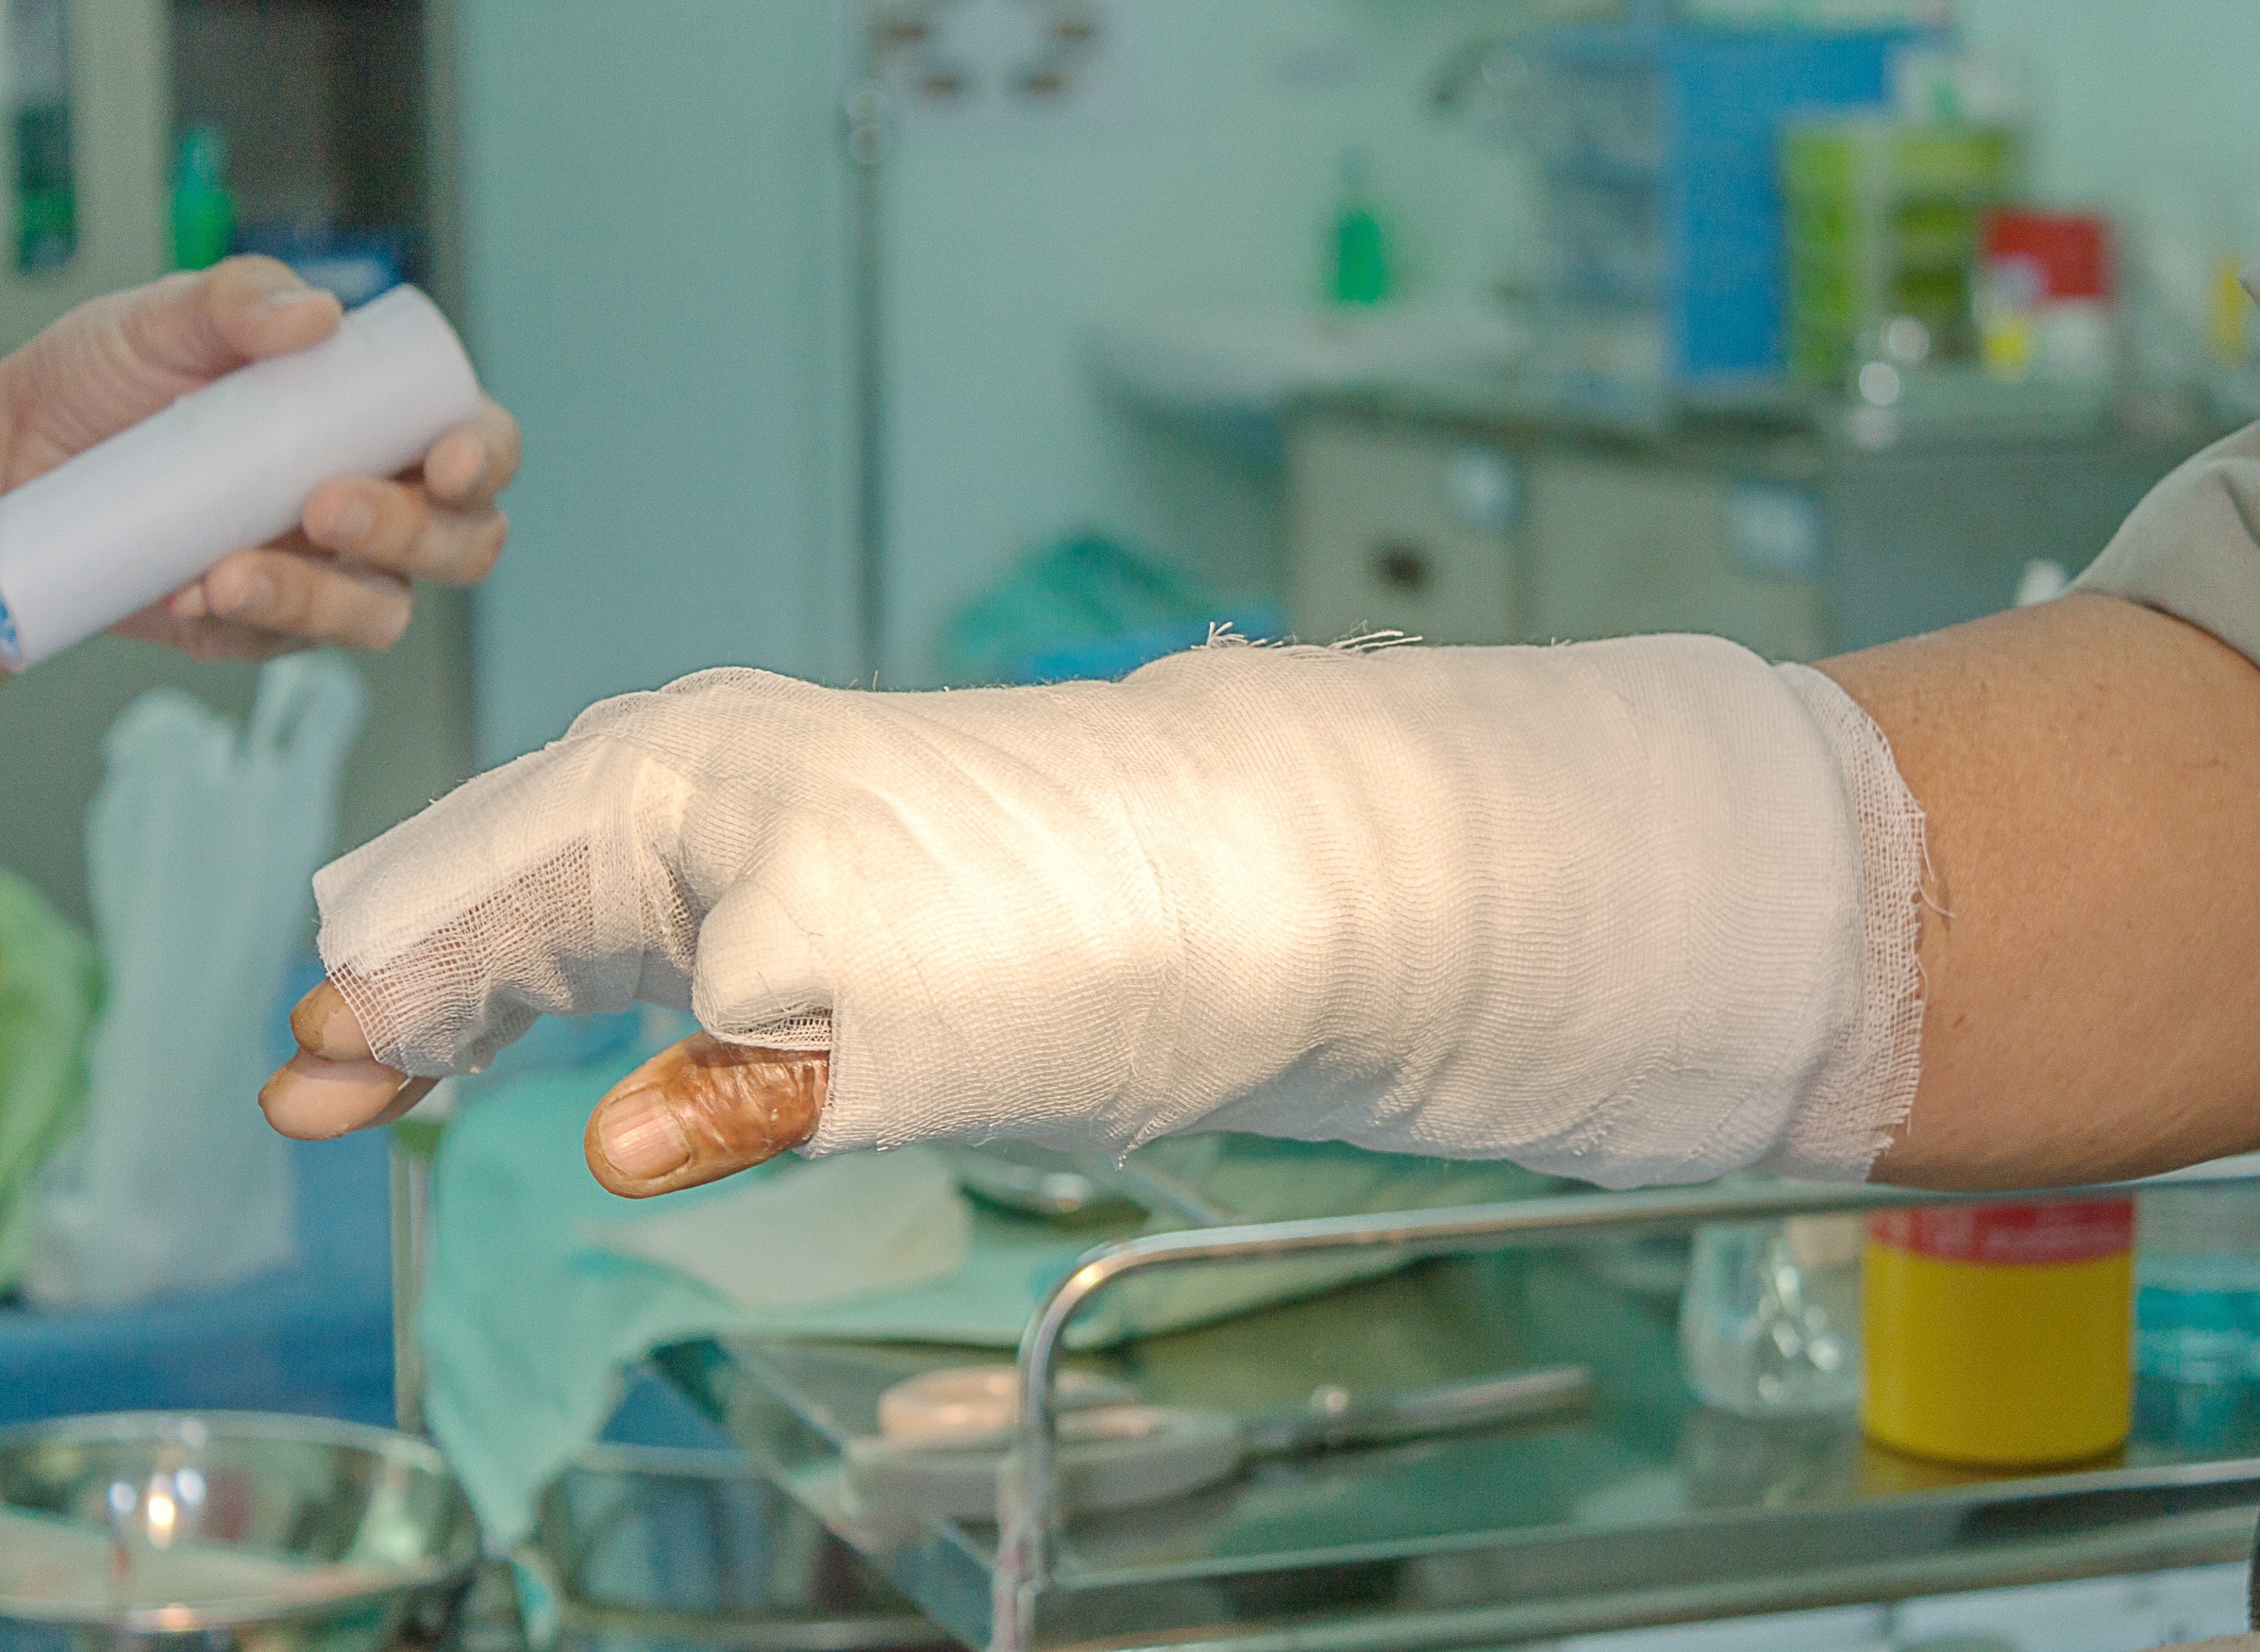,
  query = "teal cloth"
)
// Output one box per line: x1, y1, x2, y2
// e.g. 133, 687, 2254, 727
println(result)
419, 1030, 1555, 1545
941, 533, 1277, 685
